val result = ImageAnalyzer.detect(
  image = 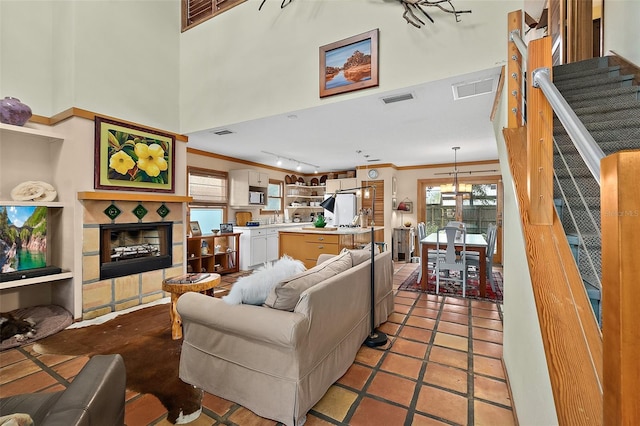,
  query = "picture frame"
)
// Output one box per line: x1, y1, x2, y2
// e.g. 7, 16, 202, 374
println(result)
220, 223, 234, 234
397, 200, 413, 214
189, 221, 202, 237
94, 116, 175, 193
319, 29, 379, 98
